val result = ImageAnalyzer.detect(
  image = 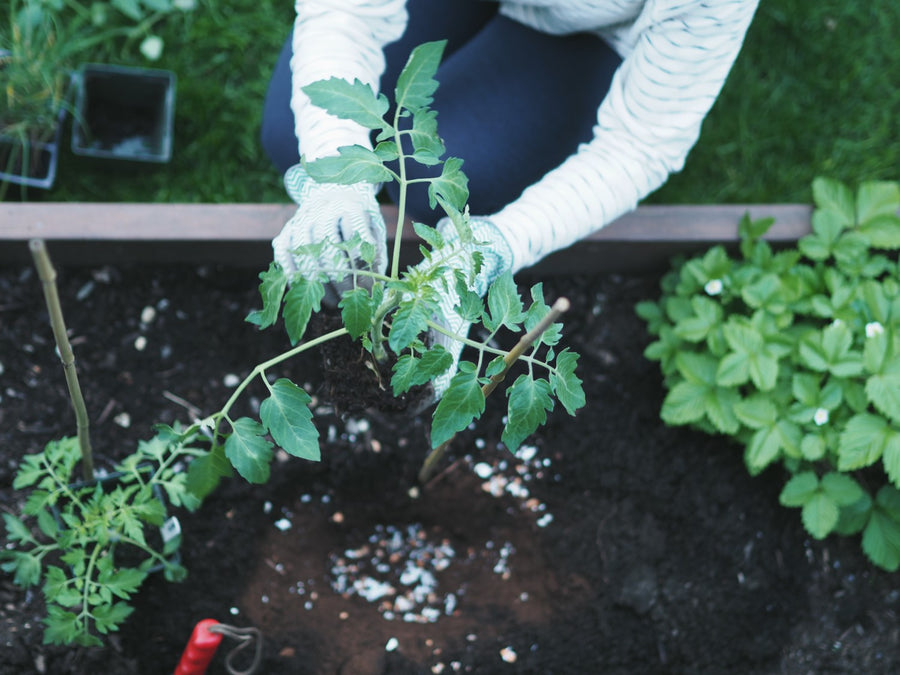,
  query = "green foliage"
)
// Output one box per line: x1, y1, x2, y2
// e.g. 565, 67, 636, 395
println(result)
638, 177, 900, 570
1, 432, 199, 645
175, 40, 583, 494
